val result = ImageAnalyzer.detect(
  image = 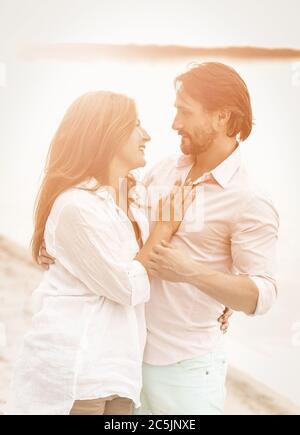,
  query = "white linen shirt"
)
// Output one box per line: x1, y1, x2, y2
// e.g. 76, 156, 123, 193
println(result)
142, 147, 279, 365
8, 180, 150, 415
